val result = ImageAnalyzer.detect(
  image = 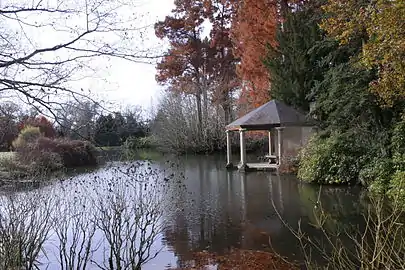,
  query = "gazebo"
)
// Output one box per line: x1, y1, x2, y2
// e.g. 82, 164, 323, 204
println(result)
225, 99, 315, 172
